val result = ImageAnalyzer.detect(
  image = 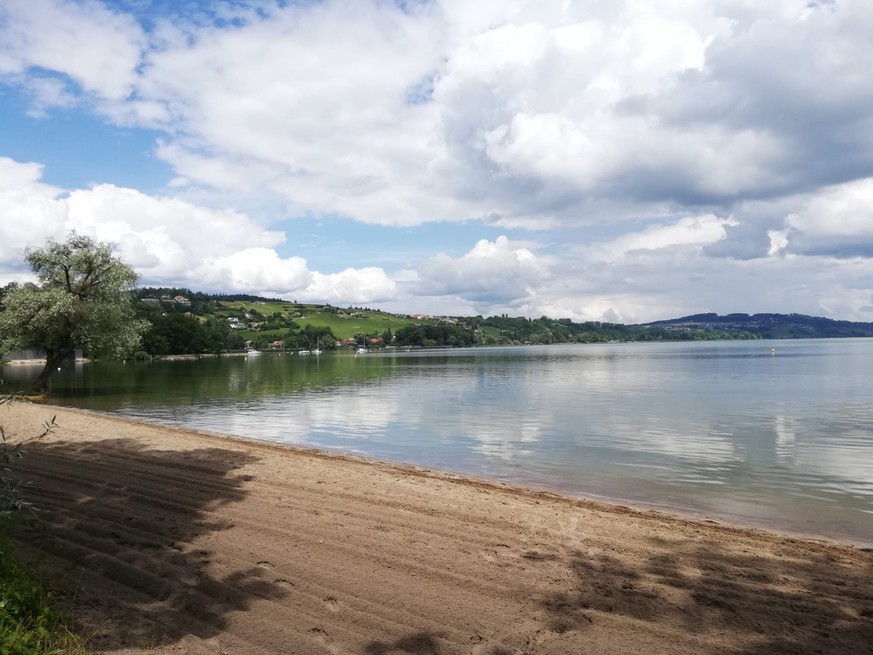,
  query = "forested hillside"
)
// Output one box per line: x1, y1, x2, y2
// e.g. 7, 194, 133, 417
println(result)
642, 313, 873, 339
126, 288, 873, 356
132, 288, 434, 356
